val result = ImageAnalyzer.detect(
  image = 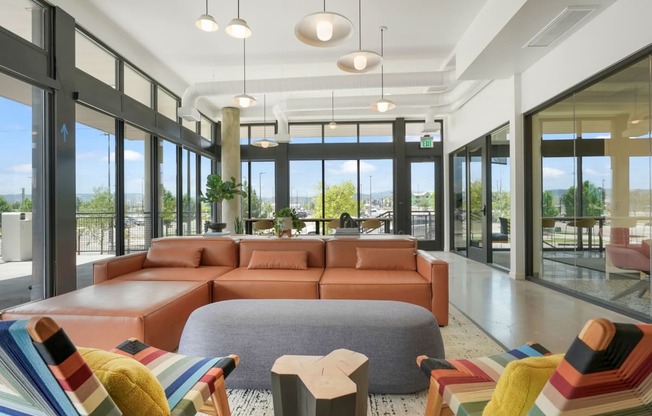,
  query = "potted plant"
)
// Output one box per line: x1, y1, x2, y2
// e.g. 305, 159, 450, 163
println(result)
273, 207, 301, 237
200, 174, 247, 232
